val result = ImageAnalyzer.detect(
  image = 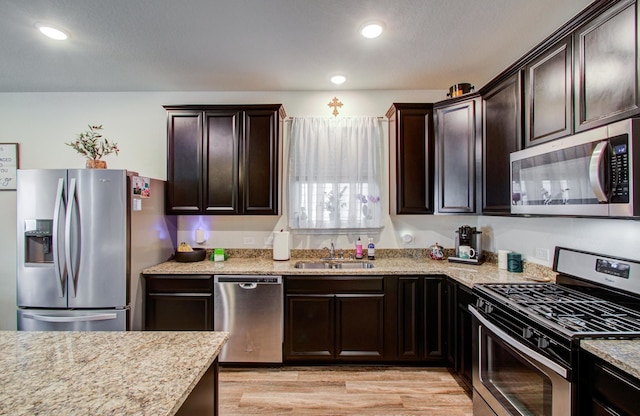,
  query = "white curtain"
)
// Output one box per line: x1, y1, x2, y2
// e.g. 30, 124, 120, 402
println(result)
288, 116, 384, 230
